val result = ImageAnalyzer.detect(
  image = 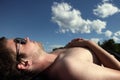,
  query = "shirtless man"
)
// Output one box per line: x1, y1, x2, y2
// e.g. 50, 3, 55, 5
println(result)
0, 37, 120, 80
42, 38, 120, 80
